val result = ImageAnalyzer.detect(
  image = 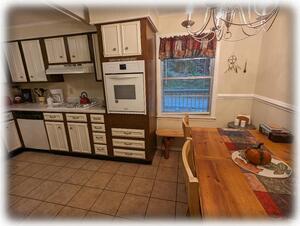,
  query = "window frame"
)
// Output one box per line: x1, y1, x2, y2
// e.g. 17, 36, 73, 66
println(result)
156, 33, 220, 119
